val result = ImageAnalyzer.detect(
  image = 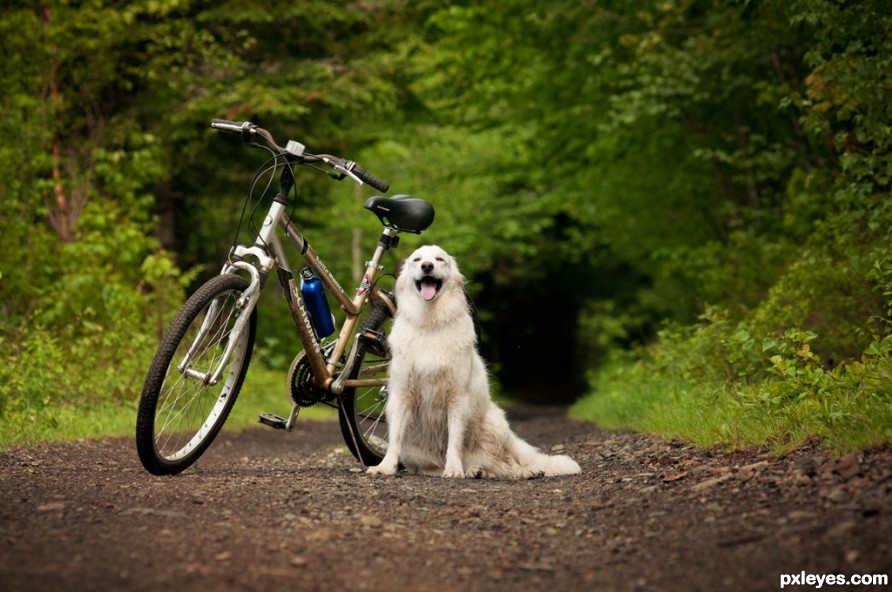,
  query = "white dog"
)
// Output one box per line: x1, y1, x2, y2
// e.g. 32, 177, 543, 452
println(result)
367, 245, 581, 479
